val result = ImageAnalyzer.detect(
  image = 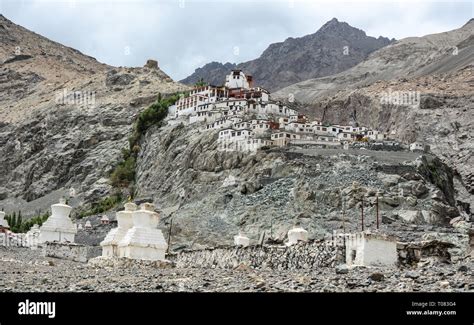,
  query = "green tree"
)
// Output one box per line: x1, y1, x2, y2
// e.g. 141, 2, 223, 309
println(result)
194, 78, 207, 87
109, 92, 181, 189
